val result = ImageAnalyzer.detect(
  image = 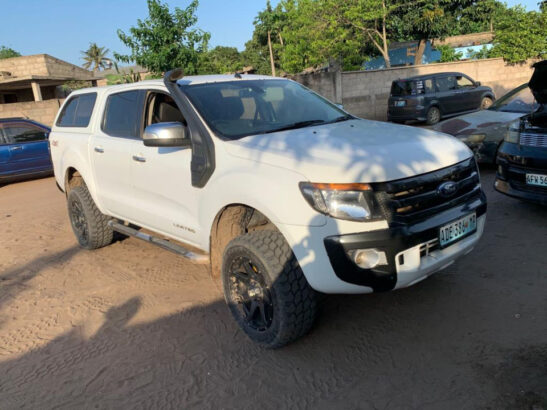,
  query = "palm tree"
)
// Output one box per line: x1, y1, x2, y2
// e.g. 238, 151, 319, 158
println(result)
81, 43, 110, 72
